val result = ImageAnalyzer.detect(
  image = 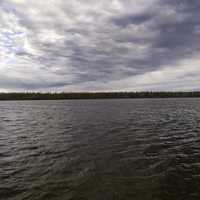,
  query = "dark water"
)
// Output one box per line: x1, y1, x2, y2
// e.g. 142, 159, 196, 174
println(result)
1, 99, 200, 200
